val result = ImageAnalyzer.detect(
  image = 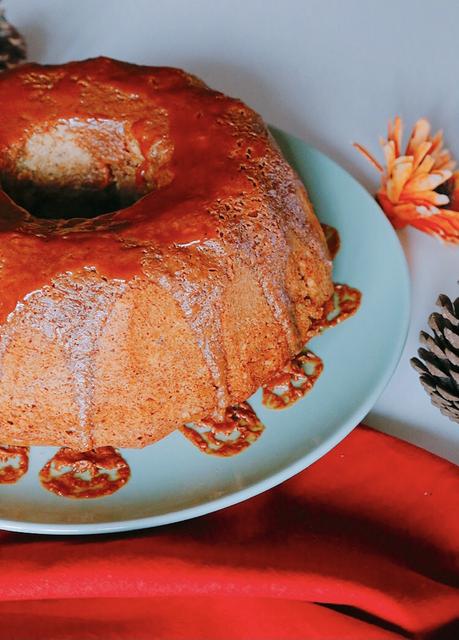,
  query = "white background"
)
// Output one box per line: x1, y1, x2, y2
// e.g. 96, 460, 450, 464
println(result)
6, 0, 459, 463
